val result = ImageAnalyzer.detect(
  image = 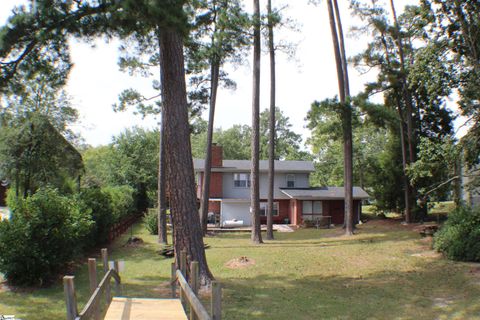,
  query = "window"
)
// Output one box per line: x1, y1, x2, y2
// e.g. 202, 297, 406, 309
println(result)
286, 174, 295, 188
233, 173, 251, 188
260, 202, 279, 216
302, 200, 323, 220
